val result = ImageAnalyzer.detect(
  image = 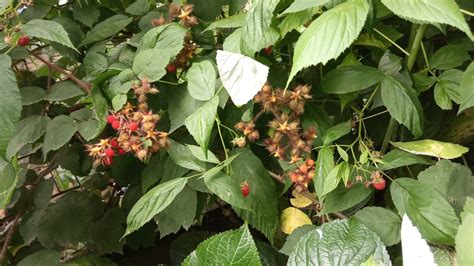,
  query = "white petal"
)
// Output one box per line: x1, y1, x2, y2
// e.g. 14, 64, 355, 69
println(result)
401, 214, 436, 266
216, 50, 269, 106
